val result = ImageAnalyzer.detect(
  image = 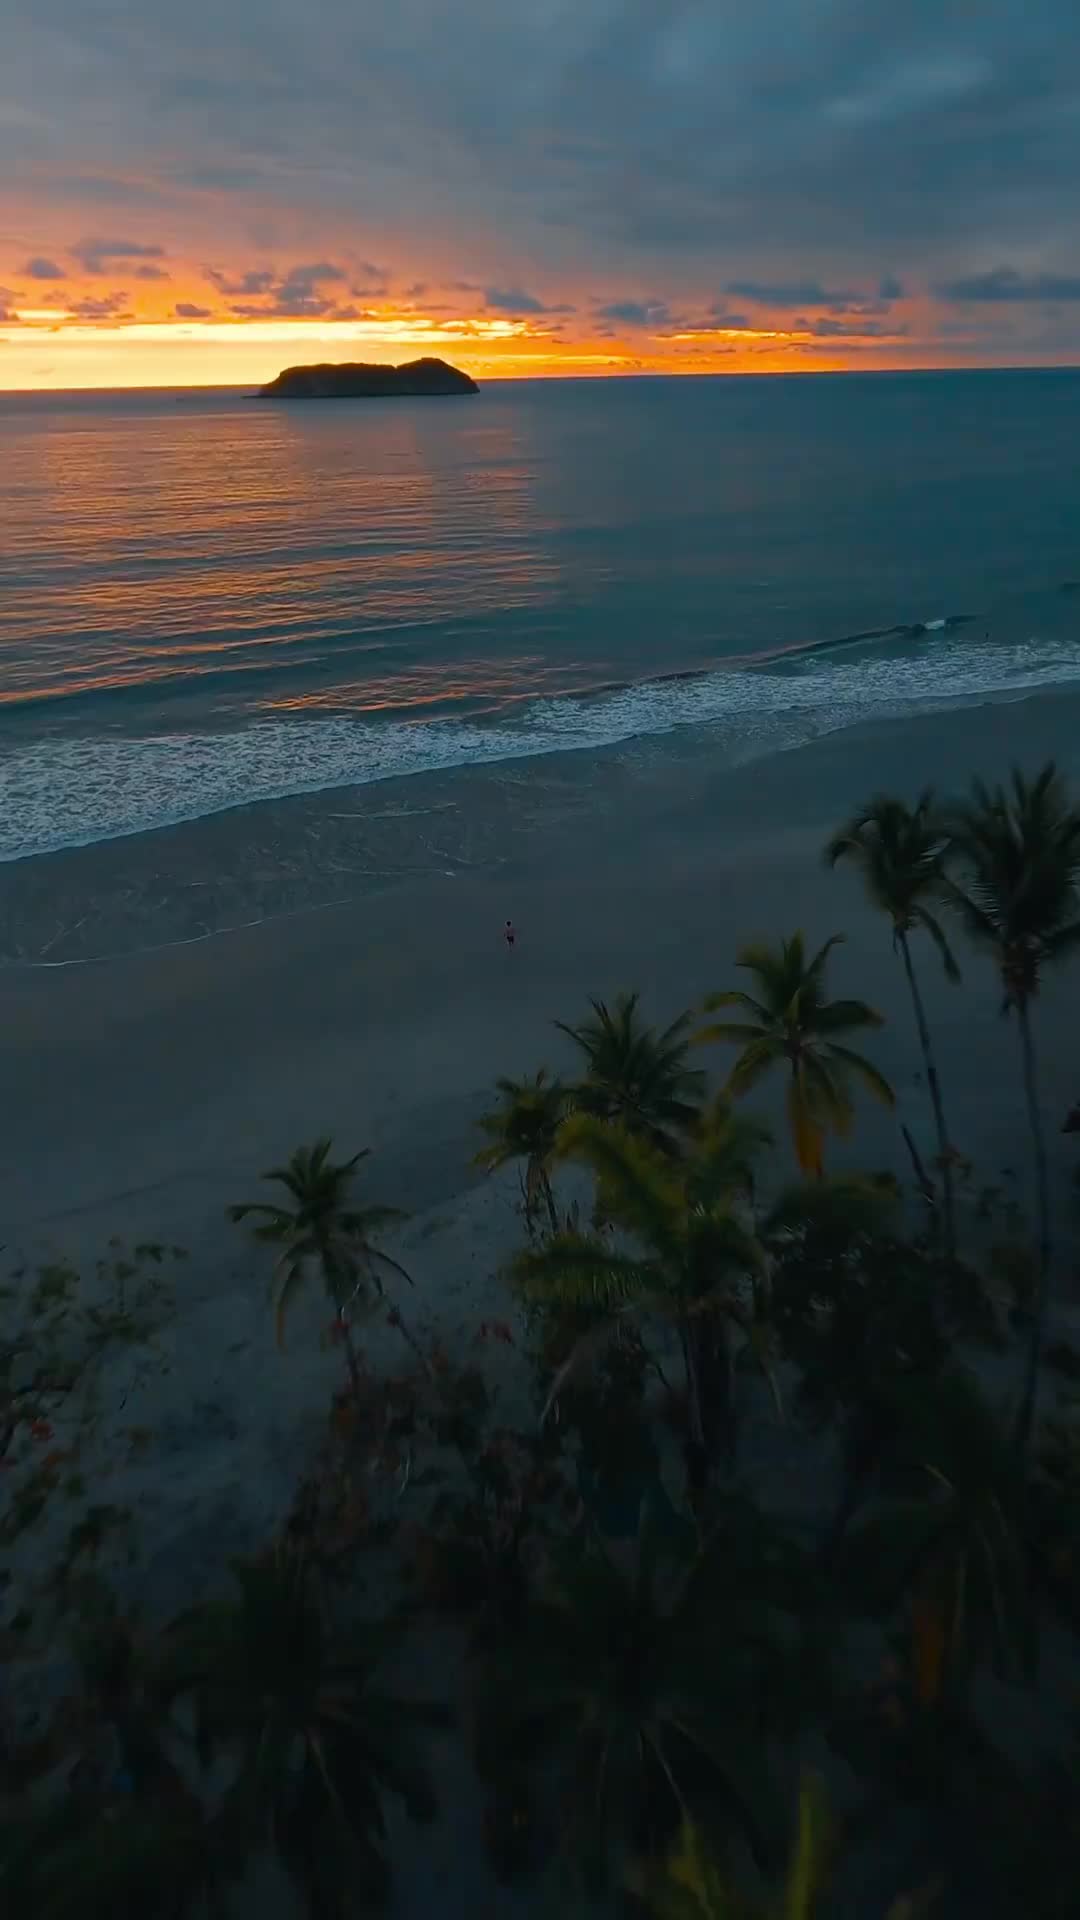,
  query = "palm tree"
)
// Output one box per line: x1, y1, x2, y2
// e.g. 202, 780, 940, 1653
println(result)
157, 1542, 448, 1913
556, 991, 706, 1152
843, 1369, 1036, 1716
945, 763, 1080, 1453
228, 1138, 410, 1391
477, 1502, 807, 1895
639, 1778, 935, 1919
474, 1069, 568, 1234
0, 1590, 219, 1919
512, 1104, 772, 1463
697, 934, 894, 1177
825, 791, 960, 1255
